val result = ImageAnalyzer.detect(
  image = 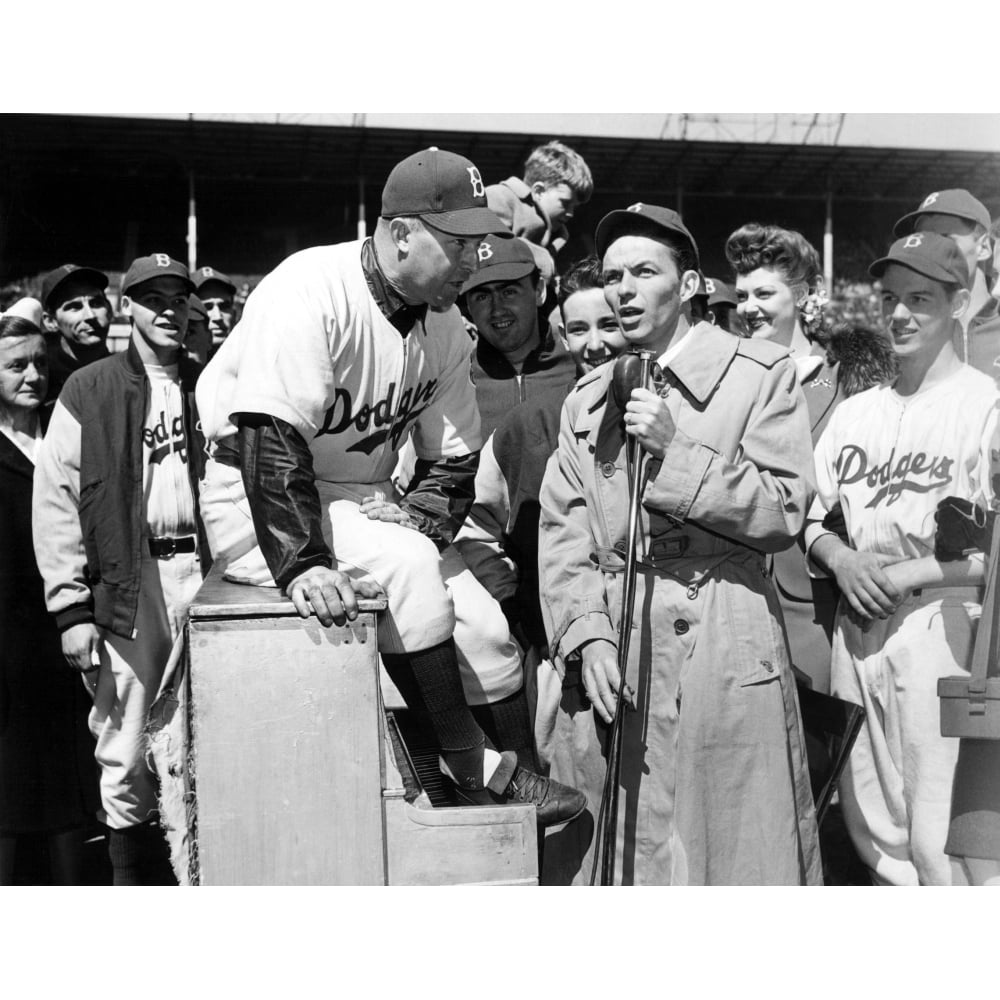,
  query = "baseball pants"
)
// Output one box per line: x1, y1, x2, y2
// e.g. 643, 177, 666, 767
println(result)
83, 547, 202, 830
831, 586, 979, 885
199, 456, 522, 702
